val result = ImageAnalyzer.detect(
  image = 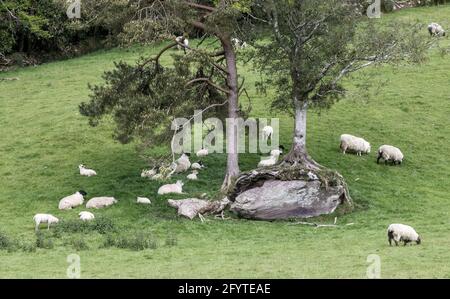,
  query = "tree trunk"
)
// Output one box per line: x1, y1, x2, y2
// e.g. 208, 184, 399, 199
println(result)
220, 36, 240, 192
